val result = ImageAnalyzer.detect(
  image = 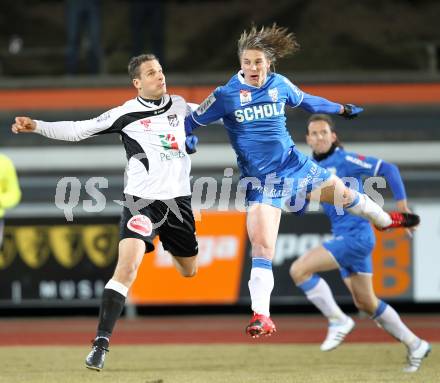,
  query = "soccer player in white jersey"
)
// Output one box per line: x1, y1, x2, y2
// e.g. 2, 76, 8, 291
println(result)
184, 25, 420, 338
12, 54, 199, 371
290, 114, 430, 372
